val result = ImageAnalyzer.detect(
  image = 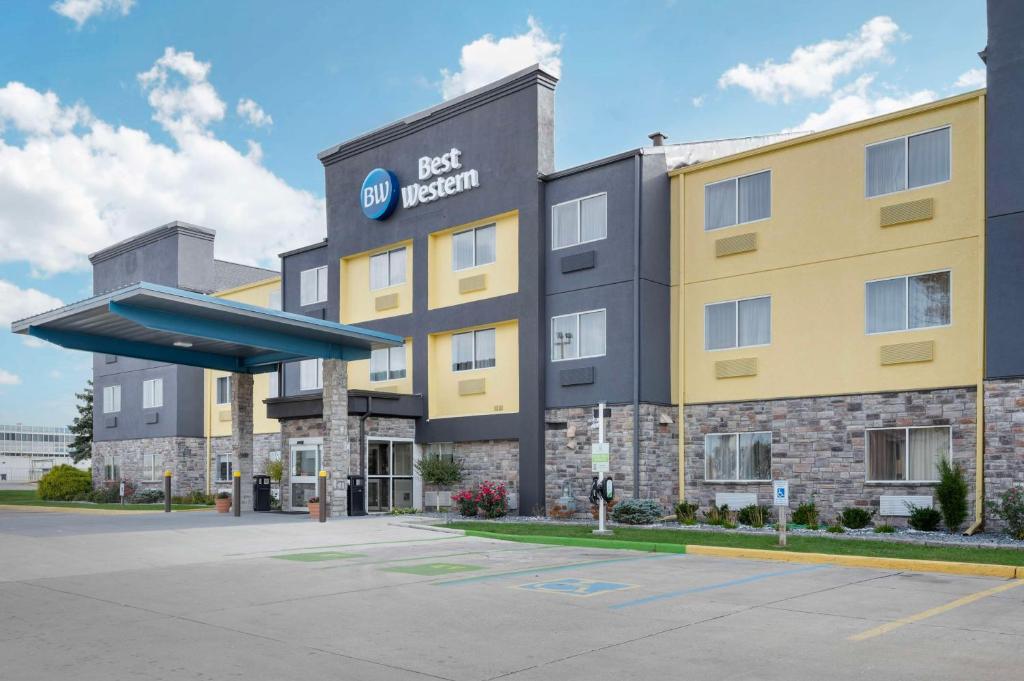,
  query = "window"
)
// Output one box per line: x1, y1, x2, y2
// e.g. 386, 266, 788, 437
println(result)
299, 266, 328, 306
300, 358, 323, 390
267, 288, 282, 310
552, 193, 607, 249
267, 370, 279, 399
102, 385, 121, 414
215, 376, 231, 405
142, 378, 163, 409
551, 309, 607, 361
866, 127, 950, 197
216, 454, 233, 482
451, 328, 496, 371
104, 454, 121, 481
866, 271, 950, 334
143, 453, 158, 481
704, 170, 771, 230
370, 346, 406, 382
704, 296, 771, 350
370, 247, 406, 290
867, 426, 950, 482
705, 432, 772, 482
452, 224, 496, 270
